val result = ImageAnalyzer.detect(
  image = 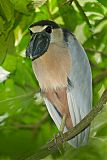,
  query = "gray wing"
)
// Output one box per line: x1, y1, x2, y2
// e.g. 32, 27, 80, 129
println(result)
66, 31, 92, 147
